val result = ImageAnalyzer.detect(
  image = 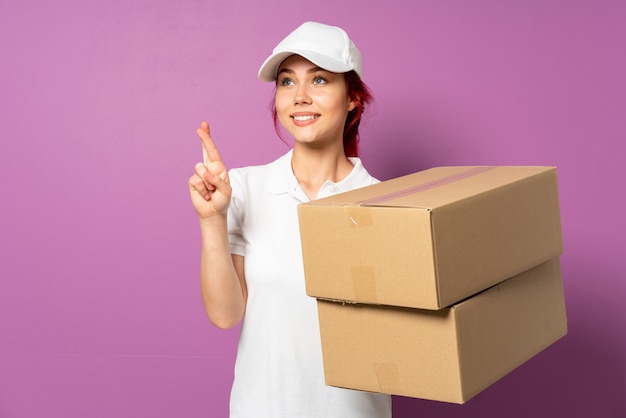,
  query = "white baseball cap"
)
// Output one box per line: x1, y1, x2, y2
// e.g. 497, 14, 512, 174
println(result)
257, 21, 363, 82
